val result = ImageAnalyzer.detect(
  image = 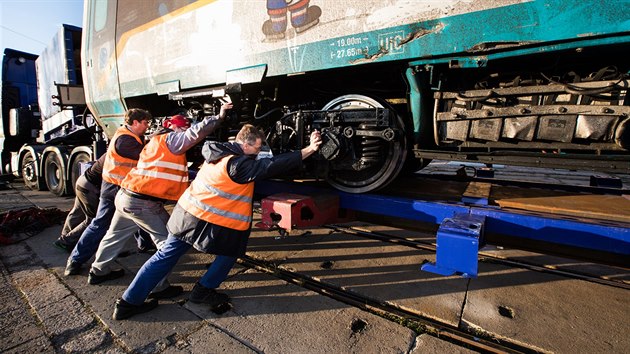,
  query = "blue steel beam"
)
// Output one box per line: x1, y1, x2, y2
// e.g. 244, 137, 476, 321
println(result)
255, 180, 630, 258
